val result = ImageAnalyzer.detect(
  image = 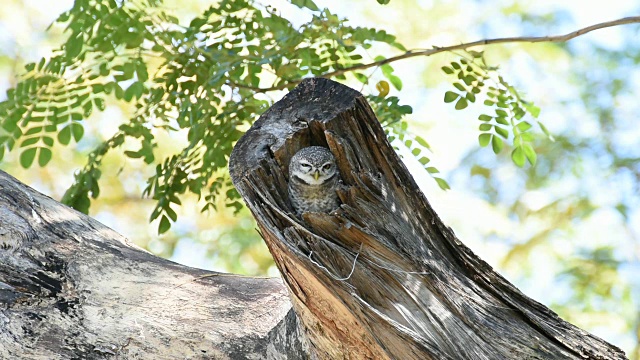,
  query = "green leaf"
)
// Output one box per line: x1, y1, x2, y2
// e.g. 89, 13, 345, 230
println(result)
414, 135, 431, 150
158, 215, 171, 234
495, 109, 508, 117
387, 75, 402, 90
136, 62, 149, 82
376, 0, 391, 4
73, 194, 91, 215
434, 177, 450, 190
99, 63, 109, 76
441, 66, 454, 75
42, 136, 54, 147
380, 63, 394, 77
398, 105, 412, 114
124, 150, 143, 159
165, 206, 178, 222
479, 123, 492, 131
444, 91, 459, 103
520, 132, 535, 142
491, 135, 503, 154
25, 126, 43, 136
494, 126, 509, 139
523, 102, 541, 118
453, 83, 465, 92
455, 97, 468, 110
495, 117, 509, 125
71, 123, 84, 142
38, 147, 52, 167
124, 82, 145, 101
189, 17, 207, 29
20, 148, 37, 168
511, 146, 526, 167
523, 143, 537, 165
418, 156, 430, 165
20, 137, 40, 147
123, 62, 135, 79
478, 114, 492, 122
465, 92, 476, 103
516, 121, 532, 132
426, 167, 439, 174
478, 133, 491, 147
354, 72, 368, 84
94, 97, 106, 111
514, 108, 526, 120
462, 75, 476, 86
66, 33, 84, 58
